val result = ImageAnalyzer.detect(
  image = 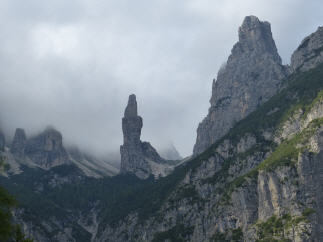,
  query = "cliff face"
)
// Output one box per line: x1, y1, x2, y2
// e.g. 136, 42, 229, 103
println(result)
120, 94, 172, 179
24, 127, 71, 169
2, 16, 323, 242
291, 26, 323, 72
0, 126, 118, 177
11, 128, 27, 158
95, 20, 323, 242
193, 16, 289, 155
